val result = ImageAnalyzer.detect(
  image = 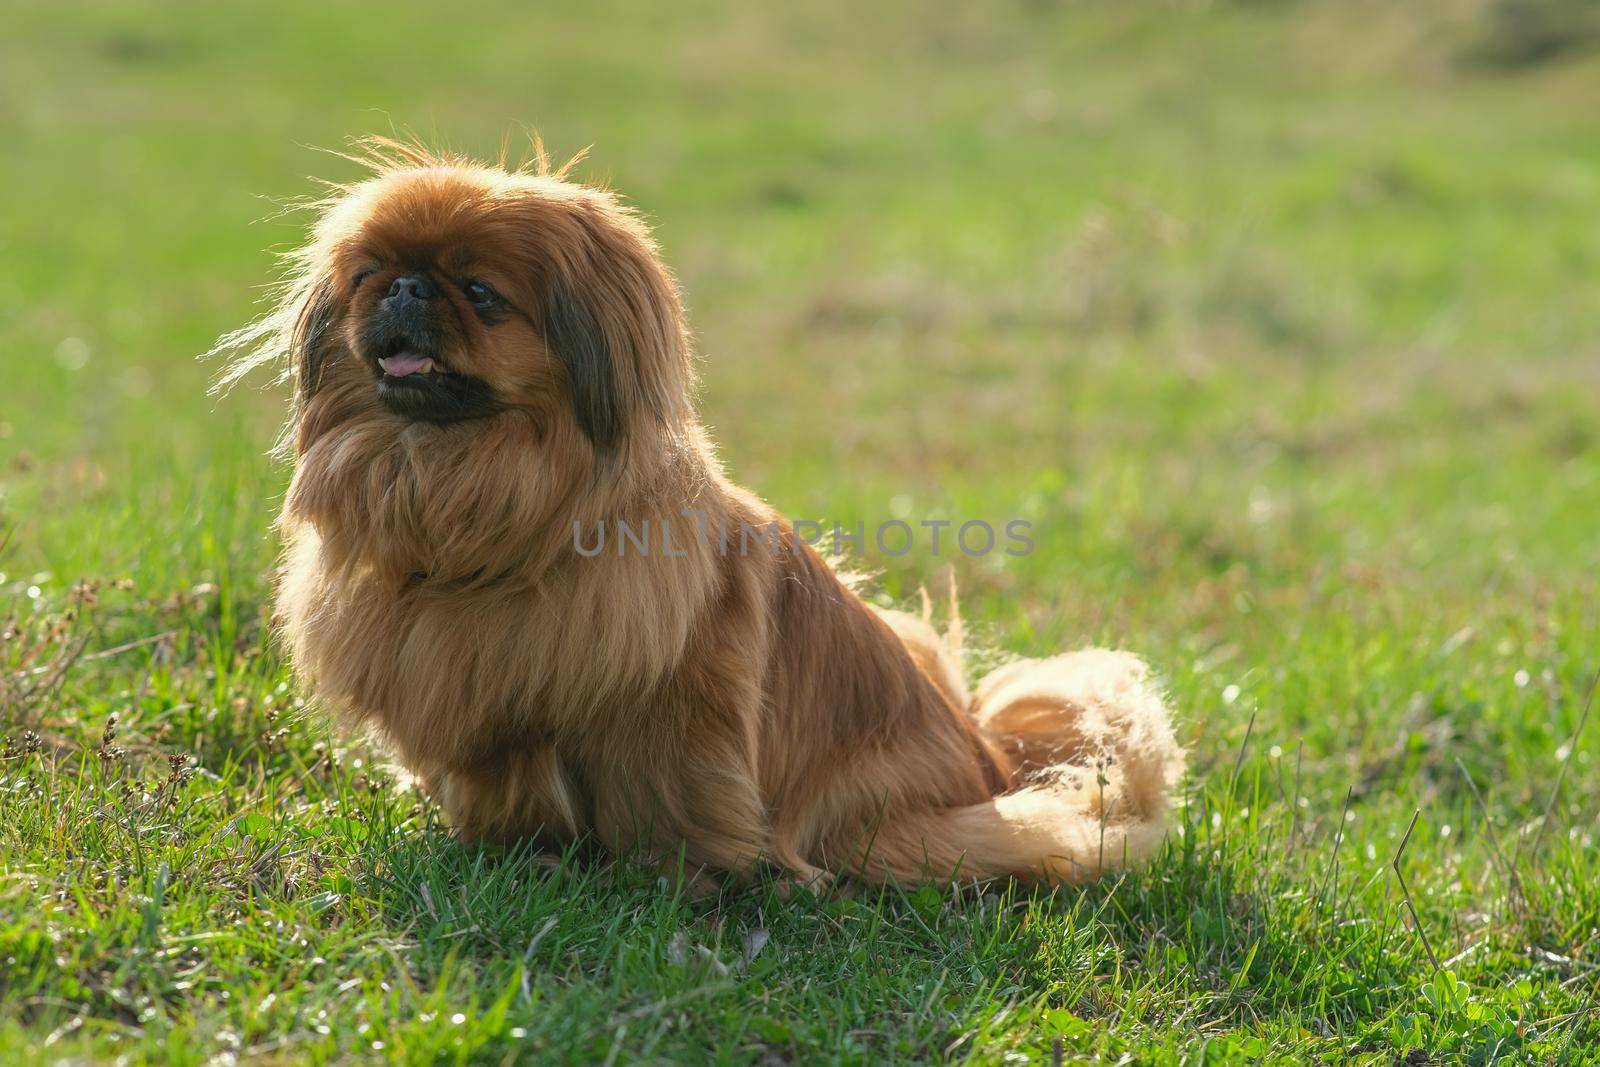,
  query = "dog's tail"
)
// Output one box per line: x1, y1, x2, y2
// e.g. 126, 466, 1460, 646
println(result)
852, 649, 1185, 885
